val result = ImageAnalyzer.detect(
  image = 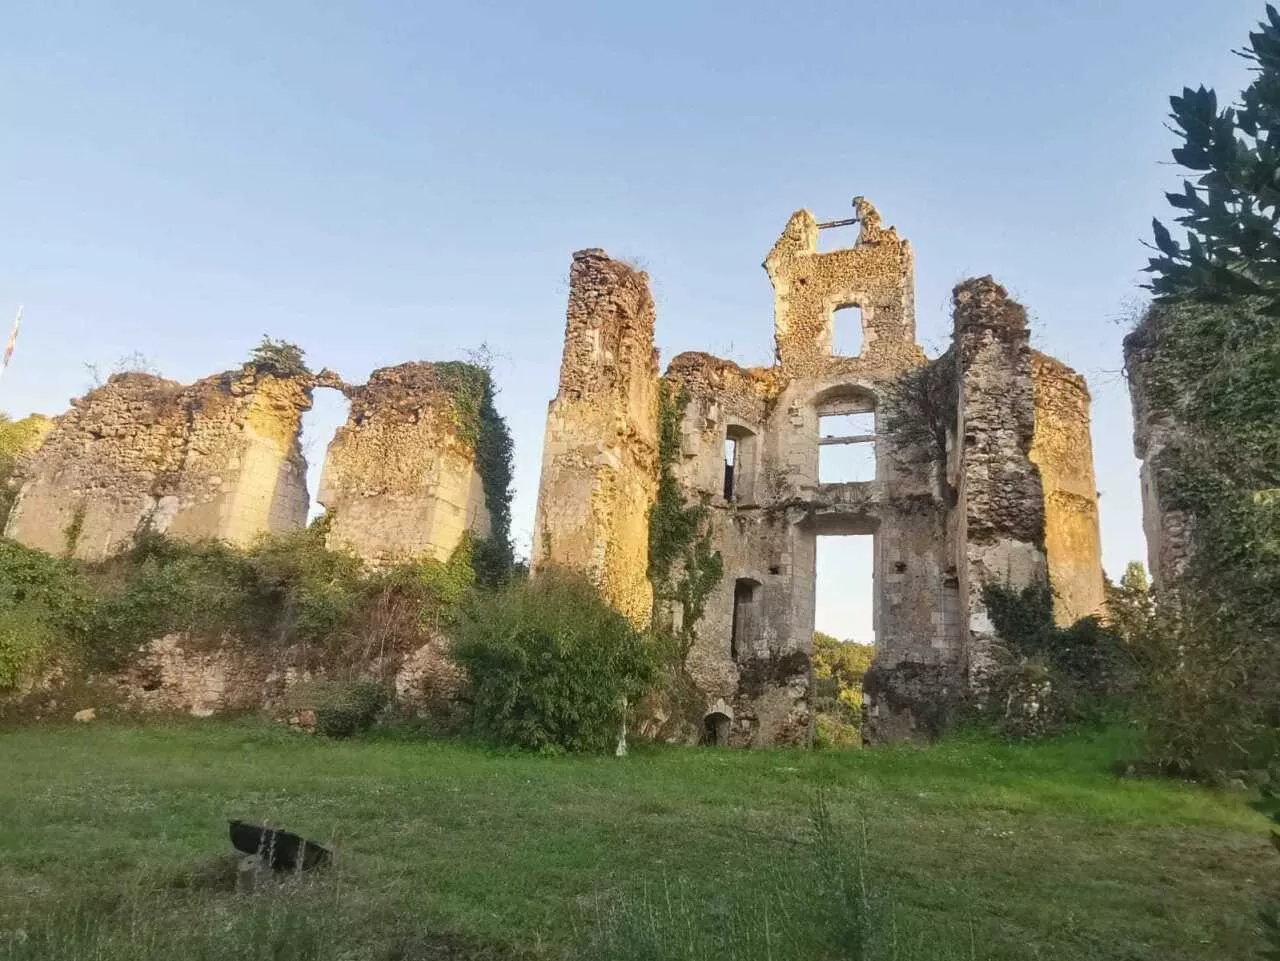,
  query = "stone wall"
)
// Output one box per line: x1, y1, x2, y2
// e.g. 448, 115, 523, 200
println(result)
950, 277, 1048, 680
764, 198, 924, 377
534, 202, 1105, 746
1123, 315, 1192, 591
532, 249, 660, 625
1030, 351, 1106, 624
4, 367, 312, 559
318, 363, 491, 565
